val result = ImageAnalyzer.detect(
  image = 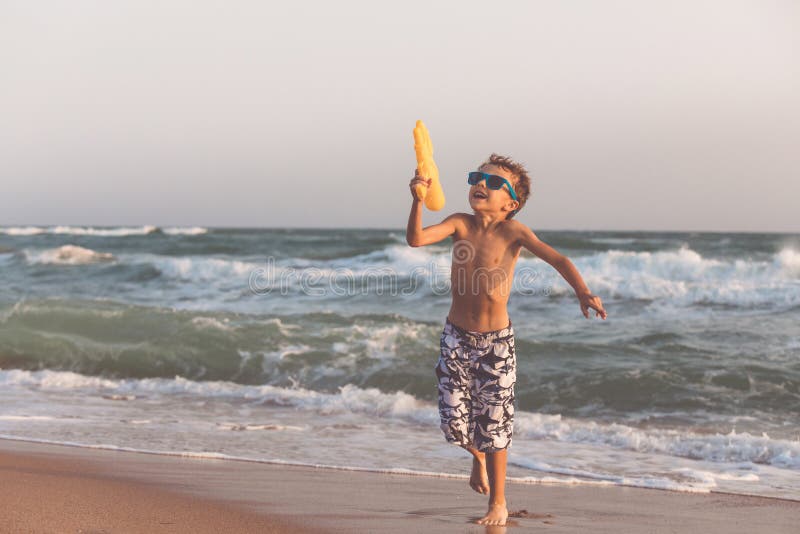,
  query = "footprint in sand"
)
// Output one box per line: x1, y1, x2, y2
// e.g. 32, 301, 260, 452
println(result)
509, 509, 555, 520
